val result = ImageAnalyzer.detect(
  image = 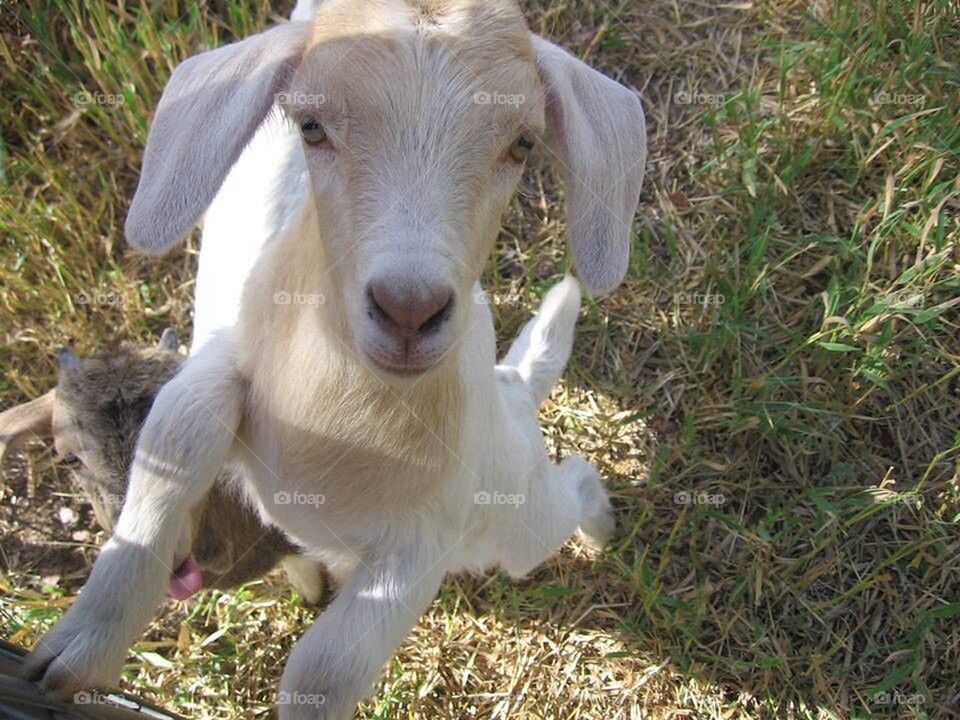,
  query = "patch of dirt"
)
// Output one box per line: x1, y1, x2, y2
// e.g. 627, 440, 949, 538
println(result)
0, 450, 104, 594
